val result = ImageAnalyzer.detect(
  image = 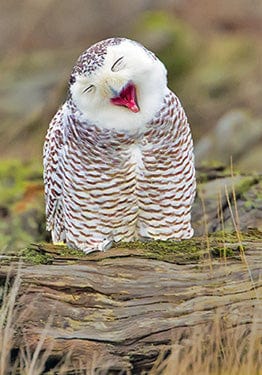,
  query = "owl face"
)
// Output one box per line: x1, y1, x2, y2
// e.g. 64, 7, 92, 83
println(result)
70, 39, 167, 131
